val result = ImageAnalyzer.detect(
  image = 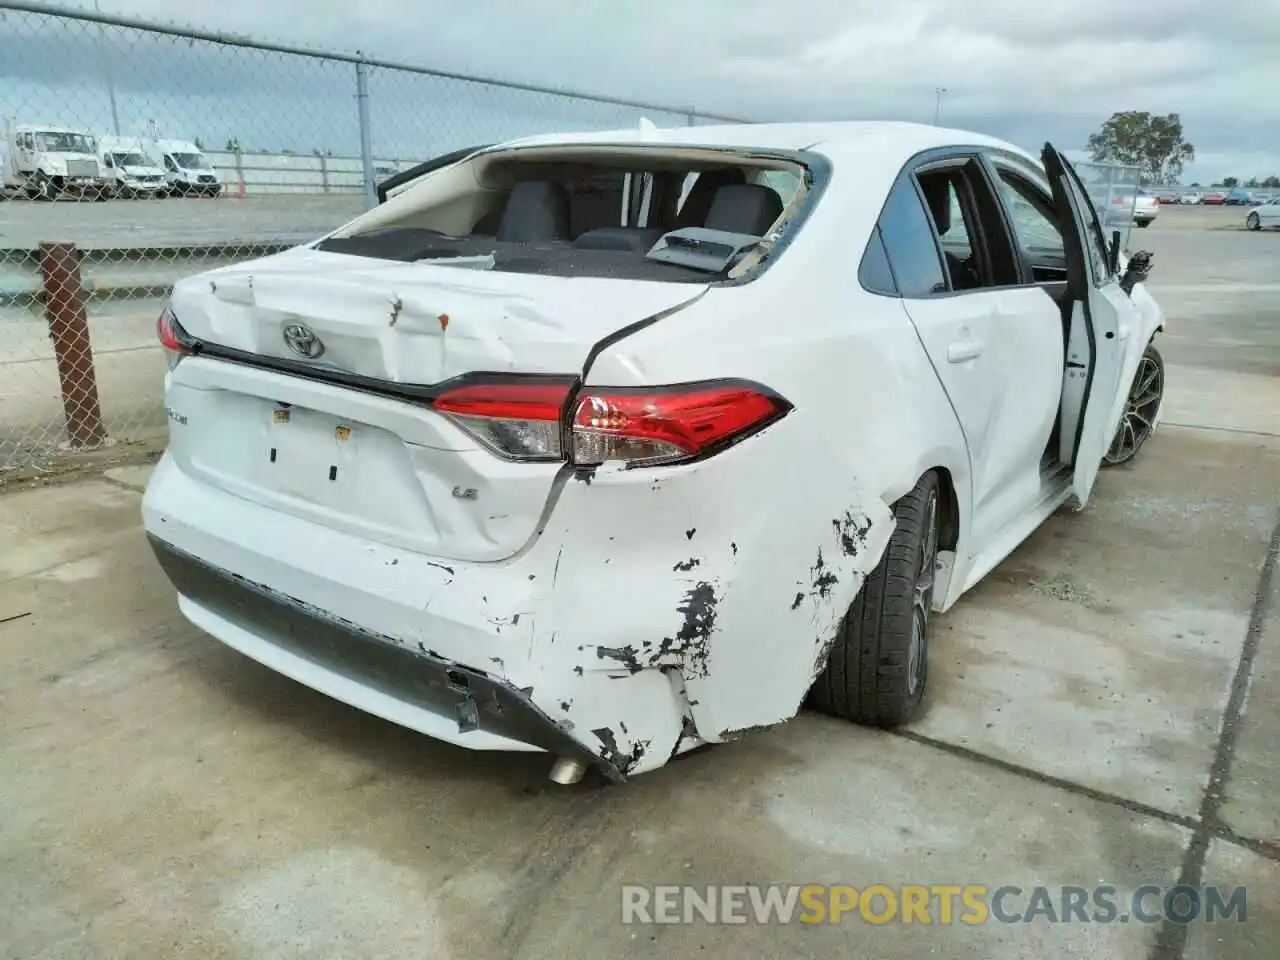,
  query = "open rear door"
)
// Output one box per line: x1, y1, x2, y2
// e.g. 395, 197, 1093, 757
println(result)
1042, 143, 1134, 507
